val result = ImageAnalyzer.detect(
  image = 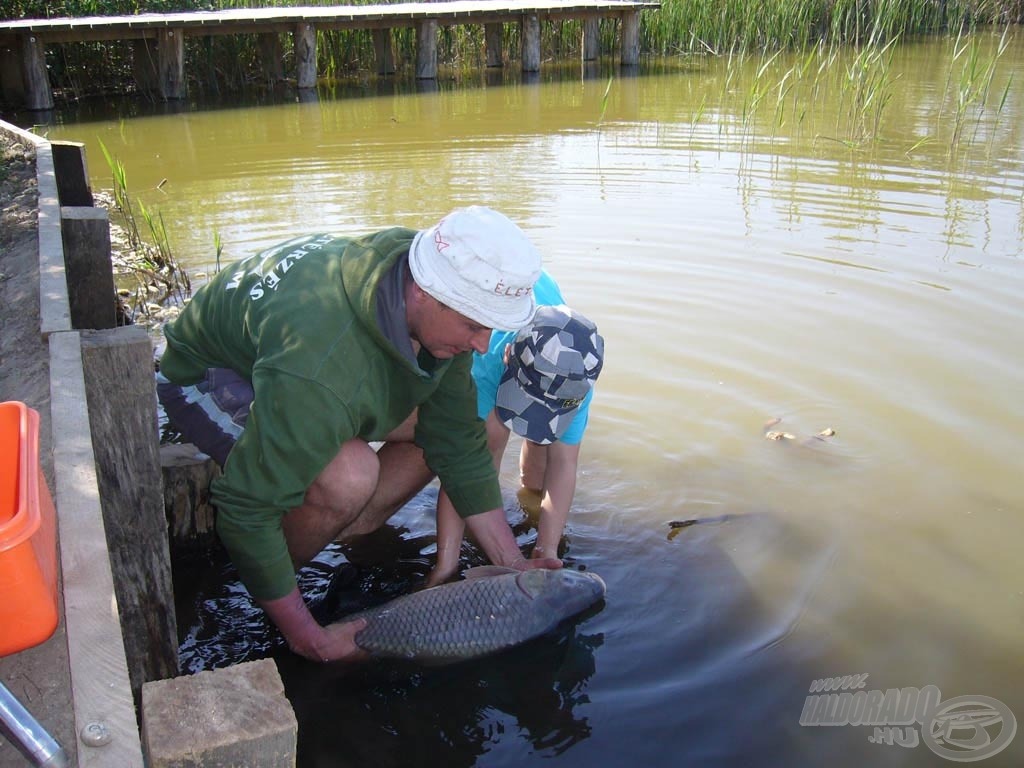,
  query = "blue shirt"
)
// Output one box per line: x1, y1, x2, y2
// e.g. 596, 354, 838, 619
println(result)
471, 271, 594, 446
